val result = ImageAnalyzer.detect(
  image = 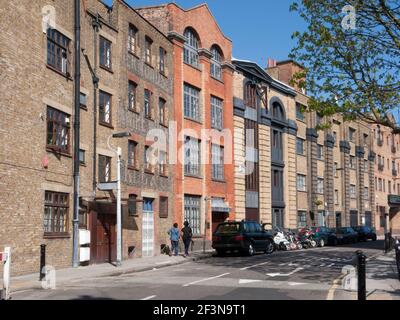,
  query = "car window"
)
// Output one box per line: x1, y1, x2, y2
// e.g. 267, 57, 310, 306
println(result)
246, 223, 256, 233
216, 224, 240, 234
253, 223, 262, 233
